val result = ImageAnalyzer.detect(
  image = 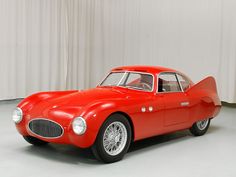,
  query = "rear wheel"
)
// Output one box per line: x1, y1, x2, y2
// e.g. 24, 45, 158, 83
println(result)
92, 114, 132, 163
189, 119, 210, 136
23, 136, 48, 146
